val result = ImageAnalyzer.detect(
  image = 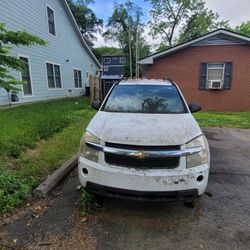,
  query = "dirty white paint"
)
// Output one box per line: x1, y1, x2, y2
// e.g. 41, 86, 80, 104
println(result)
87, 112, 202, 146
79, 80, 210, 196
78, 156, 209, 195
